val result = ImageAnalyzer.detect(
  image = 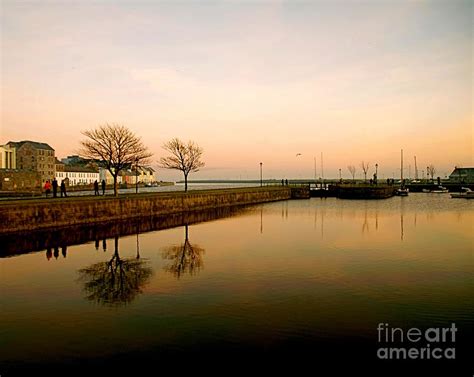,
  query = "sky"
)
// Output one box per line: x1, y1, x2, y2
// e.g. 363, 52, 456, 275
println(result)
1, 0, 472, 180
